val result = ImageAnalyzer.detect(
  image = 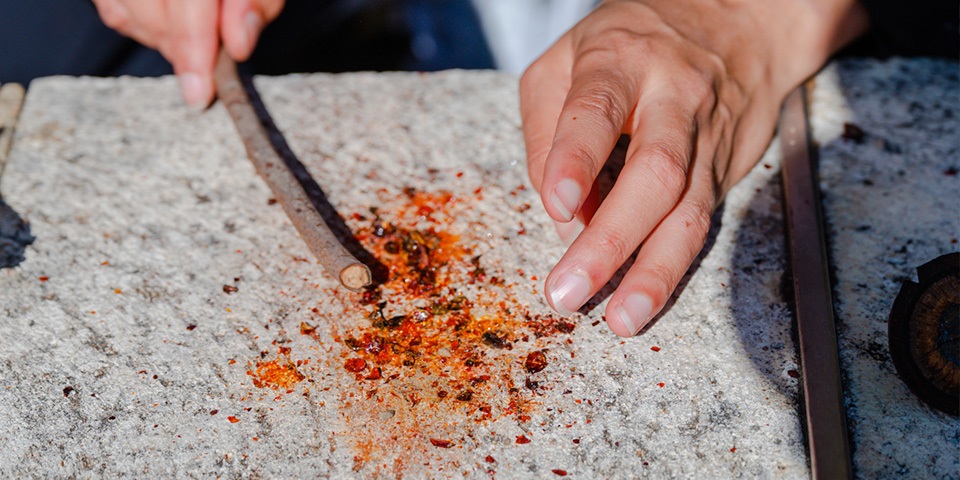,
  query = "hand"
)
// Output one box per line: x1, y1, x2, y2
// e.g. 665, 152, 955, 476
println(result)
520, 0, 868, 336
92, 0, 285, 109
